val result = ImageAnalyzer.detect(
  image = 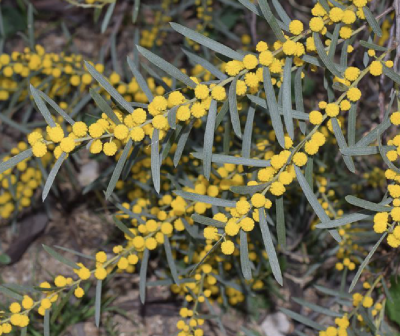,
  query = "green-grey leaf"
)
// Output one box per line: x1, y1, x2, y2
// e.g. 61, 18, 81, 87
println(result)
349, 233, 387, 292
85, 61, 133, 113
44, 309, 50, 336
112, 215, 135, 238
242, 105, 255, 158
363, 7, 382, 37
139, 249, 150, 304
137, 45, 196, 88
280, 308, 324, 330
259, 209, 283, 285
173, 190, 236, 207
191, 152, 269, 167
263, 67, 285, 148
276, 197, 286, 249
101, 1, 115, 33
282, 57, 294, 138
0, 285, 23, 300
39, 91, 75, 125
345, 195, 392, 212
30, 84, 56, 127
191, 214, 226, 228
151, 128, 161, 193
164, 235, 180, 285
383, 64, 400, 85
90, 88, 121, 125
106, 139, 133, 199
43, 244, 78, 269
295, 166, 341, 242
0, 149, 32, 175
240, 230, 252, 280
183, 49, 227, 80
95, 280, 102, 327
292, 298, 342, 317
331, 118, 355, 173
228, 77, 242, 138
42, 152, 66, 201
360, 40, 387, 51
203, 99, 217, 179
127, 56, 154, 101
313, 33, 342, 78
258, 0, 285, 42
170, 22, 244, 60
